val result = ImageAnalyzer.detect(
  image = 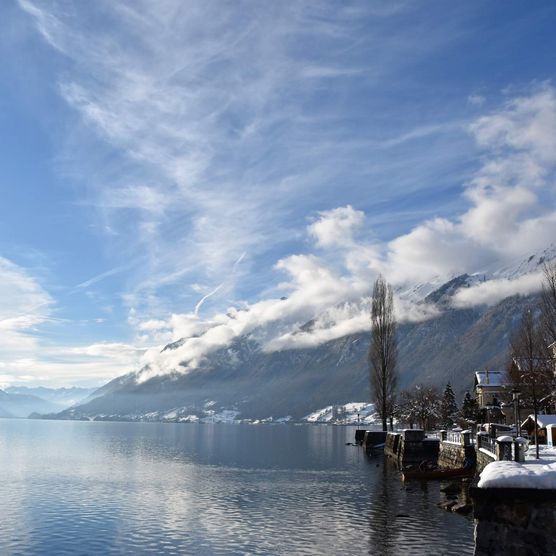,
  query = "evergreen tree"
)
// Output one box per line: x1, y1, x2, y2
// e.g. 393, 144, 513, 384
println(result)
440, 382, 458, 428
461, 391, 480, 422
